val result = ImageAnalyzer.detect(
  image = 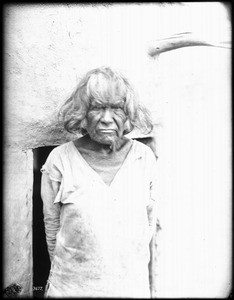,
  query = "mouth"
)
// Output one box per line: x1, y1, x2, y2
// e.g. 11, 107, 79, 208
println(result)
98, 129, 116, 134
